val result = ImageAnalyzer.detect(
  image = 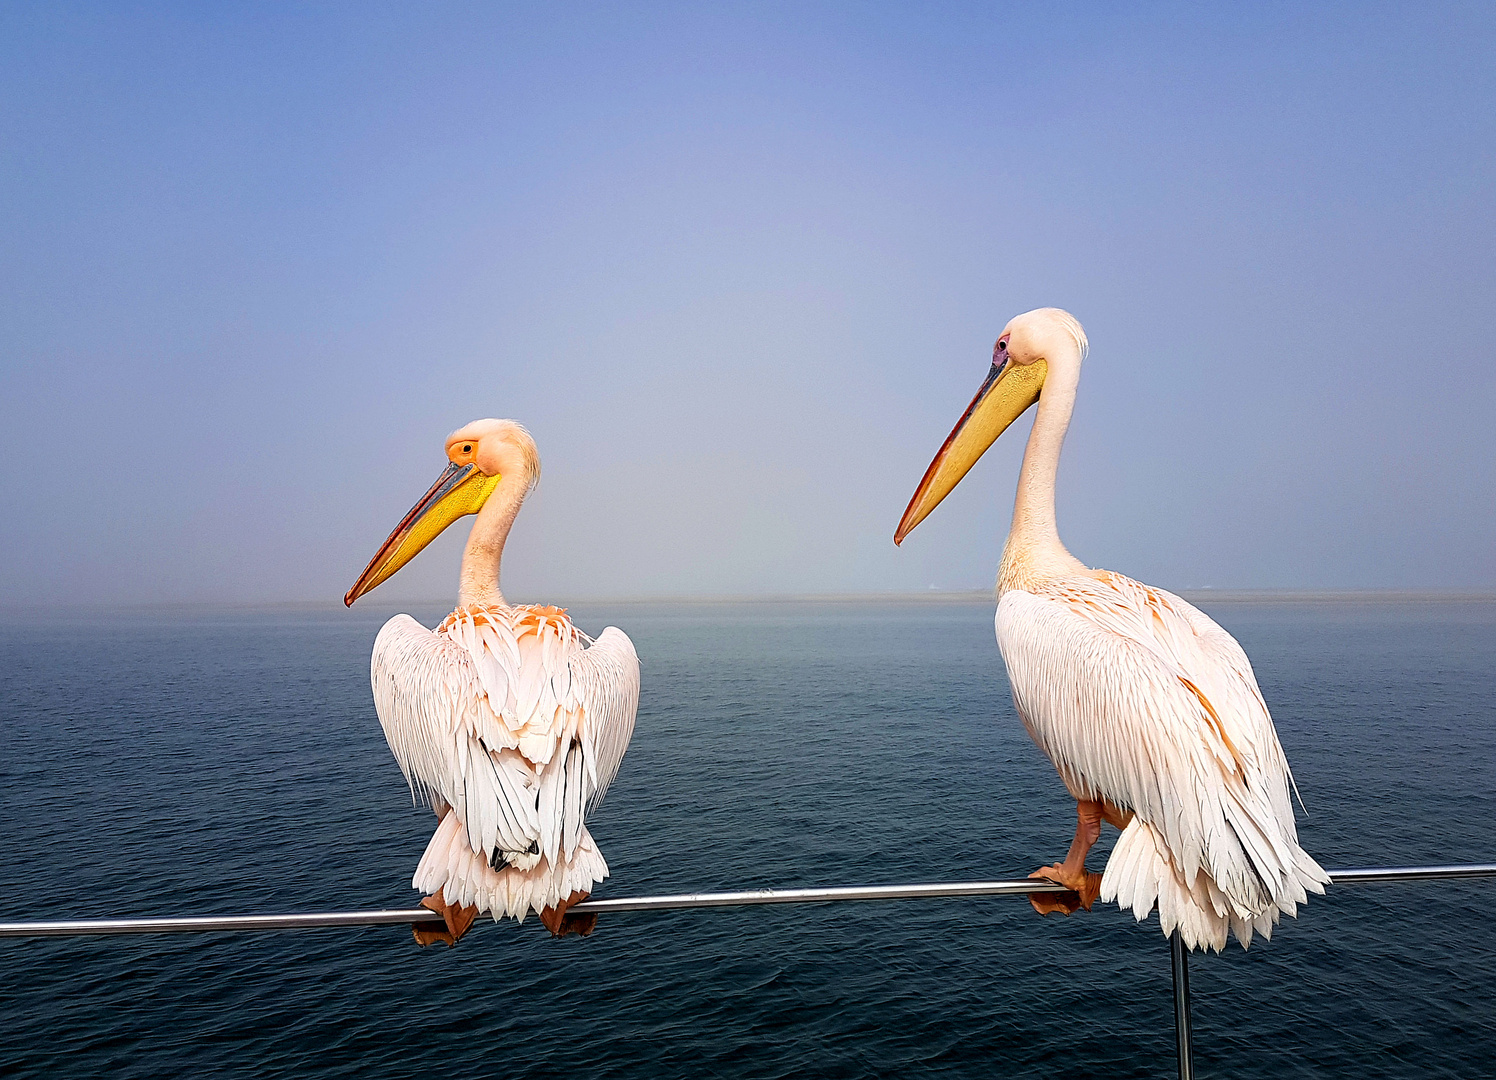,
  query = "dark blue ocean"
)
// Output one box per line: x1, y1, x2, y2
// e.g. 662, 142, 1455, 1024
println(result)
2, 598, 1494, 1078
